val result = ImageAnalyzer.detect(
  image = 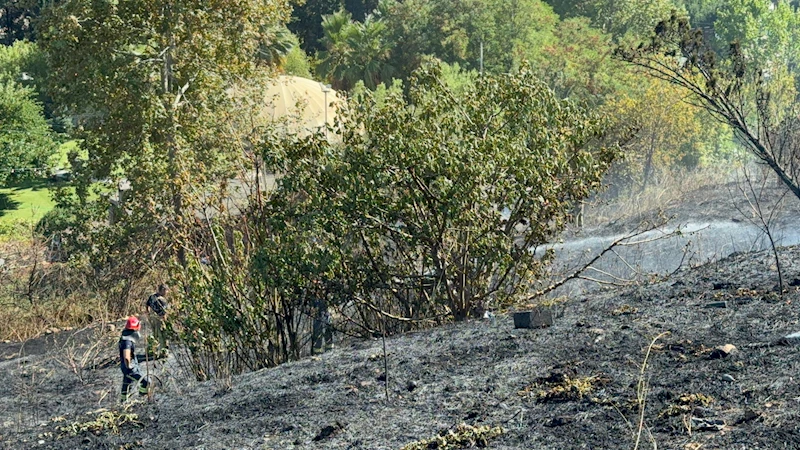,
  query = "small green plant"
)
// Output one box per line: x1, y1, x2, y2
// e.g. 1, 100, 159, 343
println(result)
399, 423, 504, 450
